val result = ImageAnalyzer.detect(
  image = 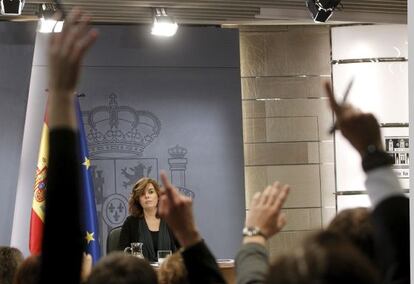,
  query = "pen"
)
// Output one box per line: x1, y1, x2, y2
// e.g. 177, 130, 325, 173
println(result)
328, 77, 354, 134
